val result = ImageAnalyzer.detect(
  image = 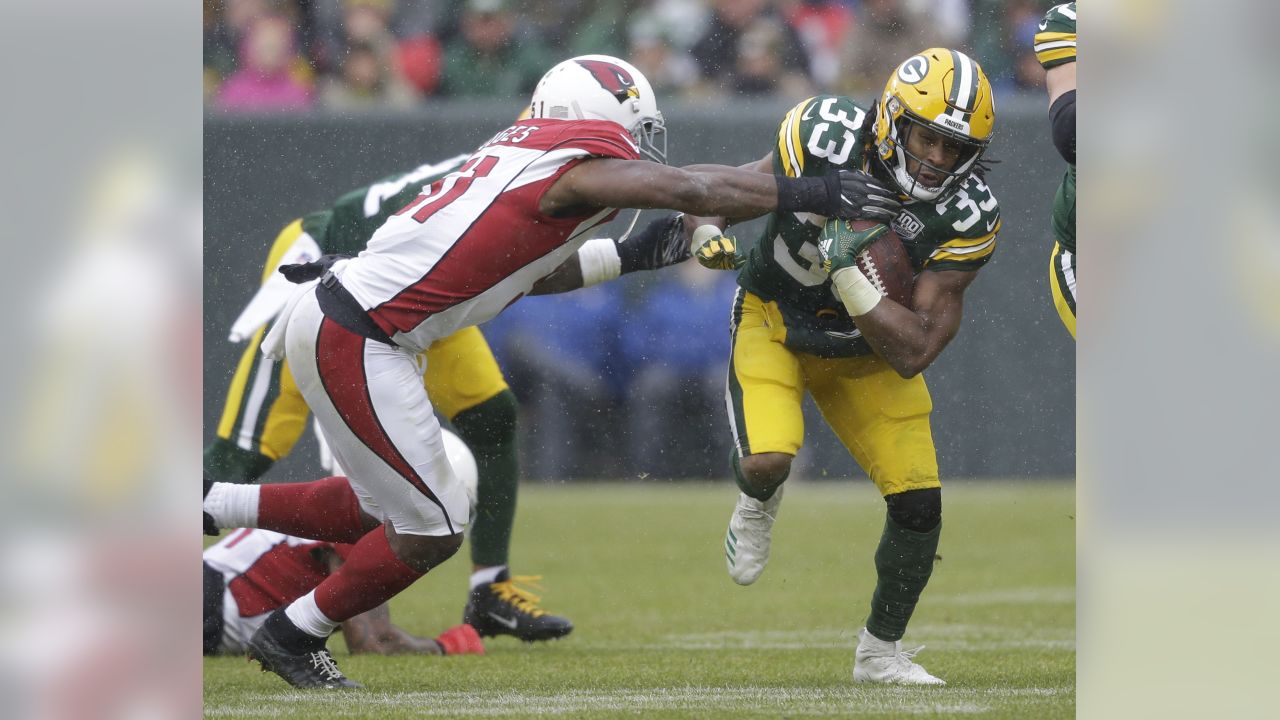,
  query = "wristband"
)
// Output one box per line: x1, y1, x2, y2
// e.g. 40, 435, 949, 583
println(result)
830, 266, 883, 317
576, 238, 622, 287
691, 224, 723, 253
775, 173, 837, 215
